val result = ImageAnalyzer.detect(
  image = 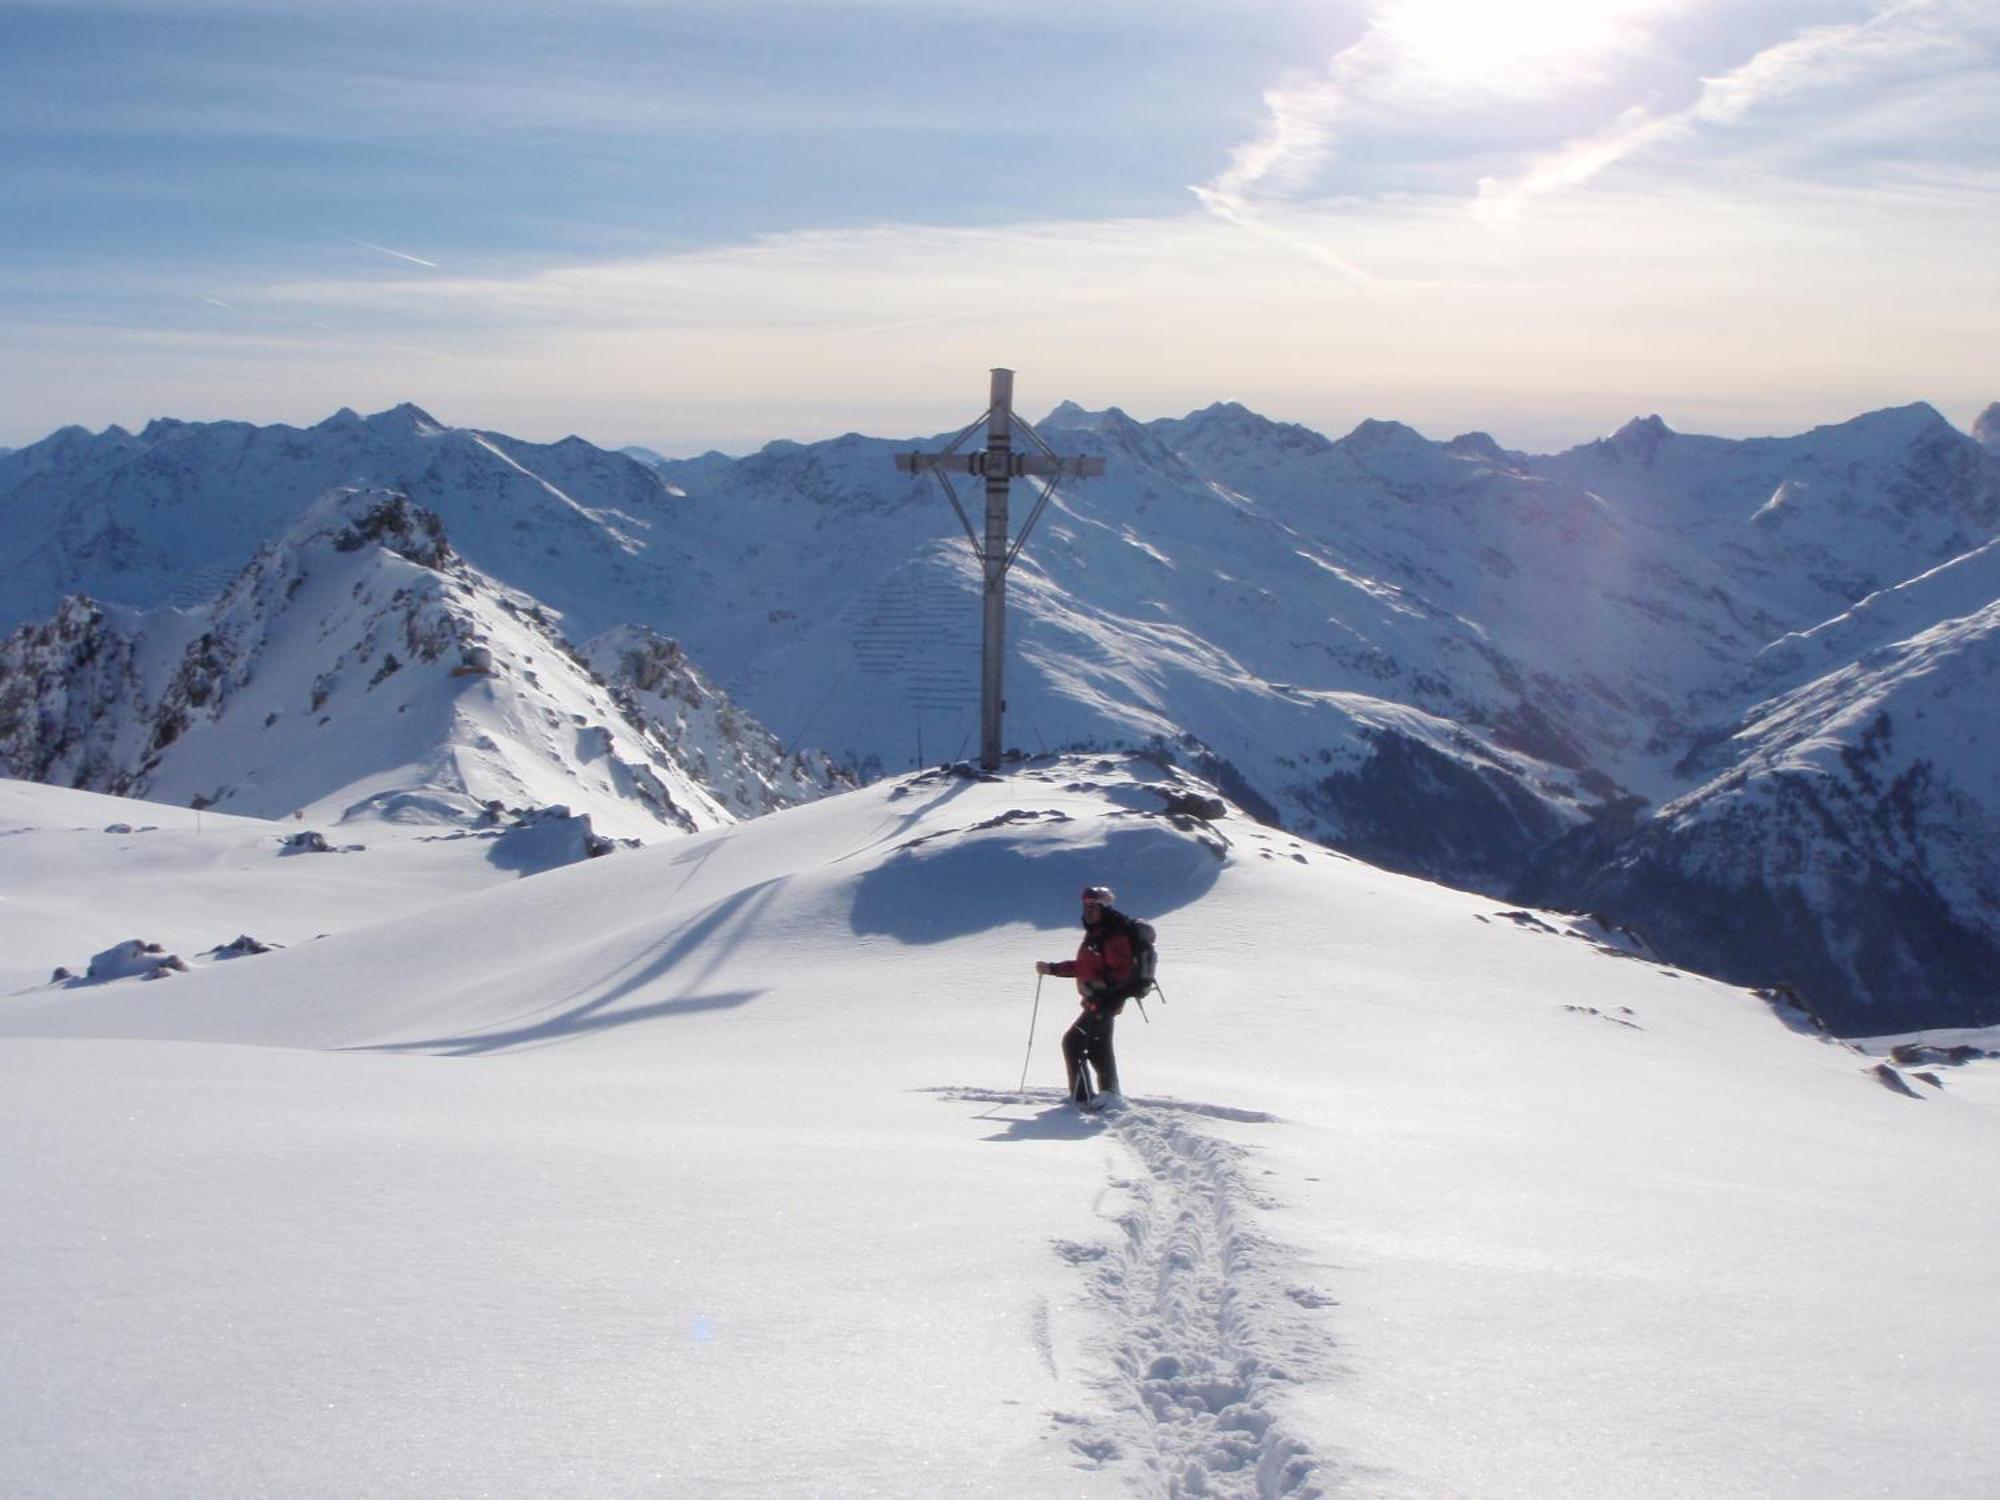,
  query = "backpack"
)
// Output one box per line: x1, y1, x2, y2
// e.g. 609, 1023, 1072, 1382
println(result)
1110, 913, 1158, 1003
